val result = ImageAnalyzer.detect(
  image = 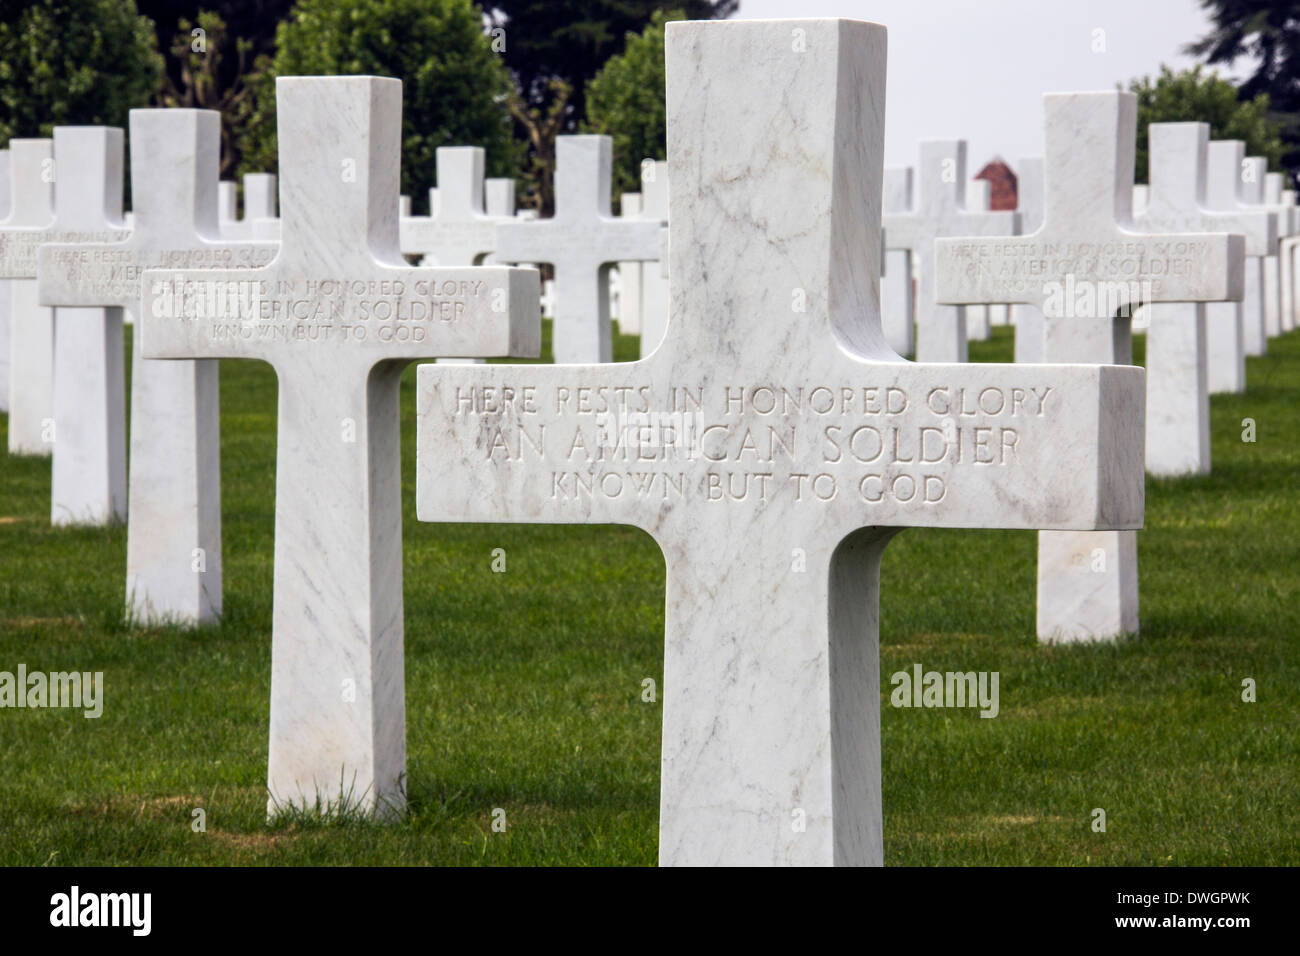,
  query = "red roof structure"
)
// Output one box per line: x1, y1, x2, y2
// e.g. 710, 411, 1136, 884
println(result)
975, 158, 1018, 211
